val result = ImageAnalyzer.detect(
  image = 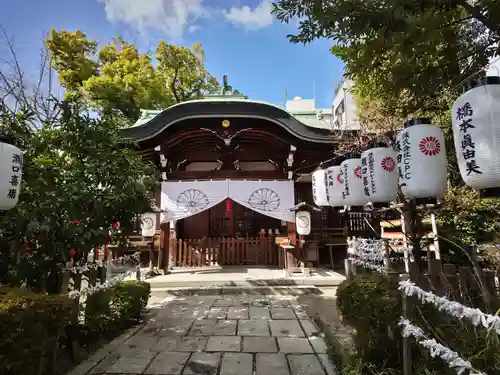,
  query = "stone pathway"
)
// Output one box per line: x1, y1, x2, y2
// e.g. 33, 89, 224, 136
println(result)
69, 294, 338, 375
